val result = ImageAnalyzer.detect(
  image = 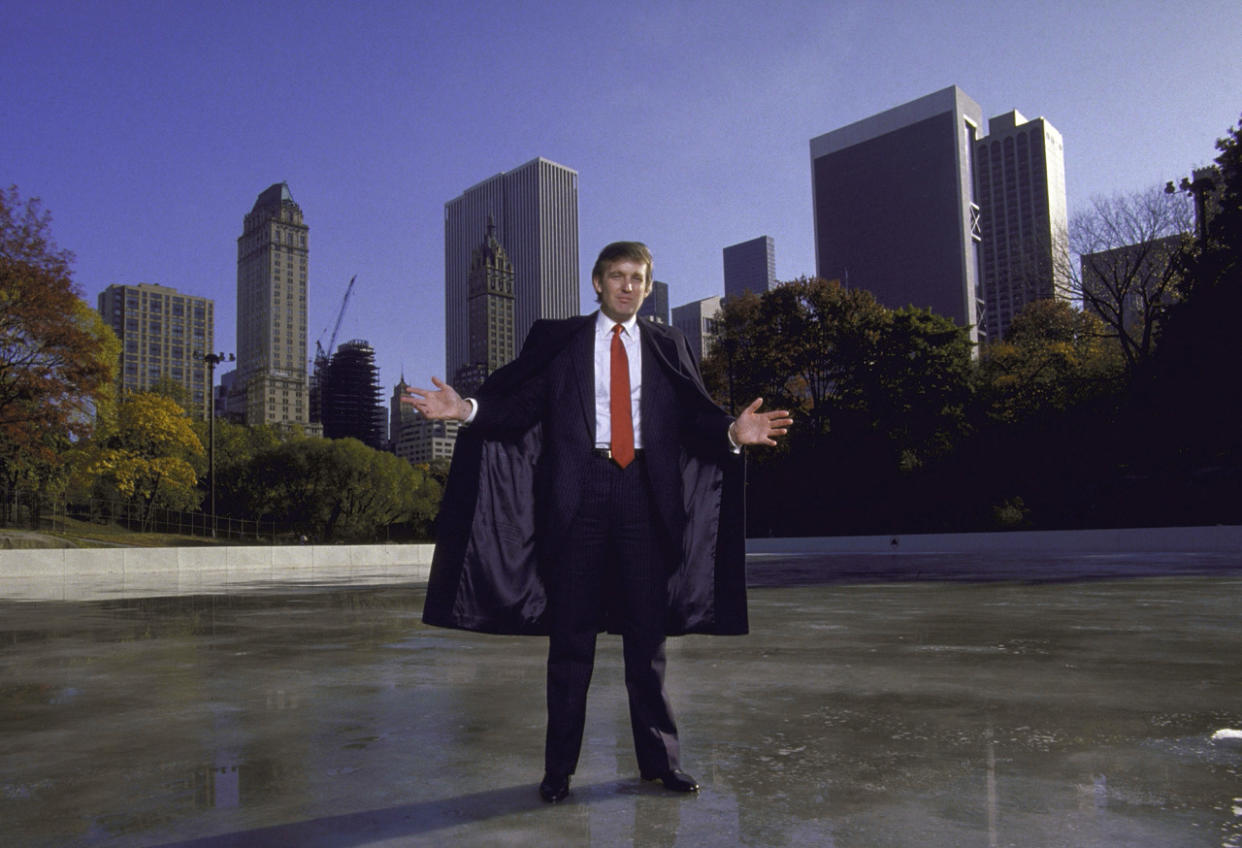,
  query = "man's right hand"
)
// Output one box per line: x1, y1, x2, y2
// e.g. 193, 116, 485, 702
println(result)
408, 376, 472, 421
